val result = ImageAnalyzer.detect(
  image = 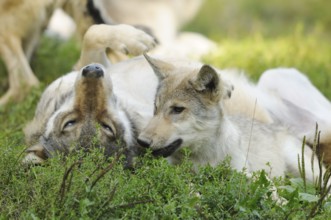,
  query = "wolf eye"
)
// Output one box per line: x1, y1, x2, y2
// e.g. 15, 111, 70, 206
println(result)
63, 120, 76, 129
171, 106, 185, 114
101, 123, 114, 135
154, 103, 158, 115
